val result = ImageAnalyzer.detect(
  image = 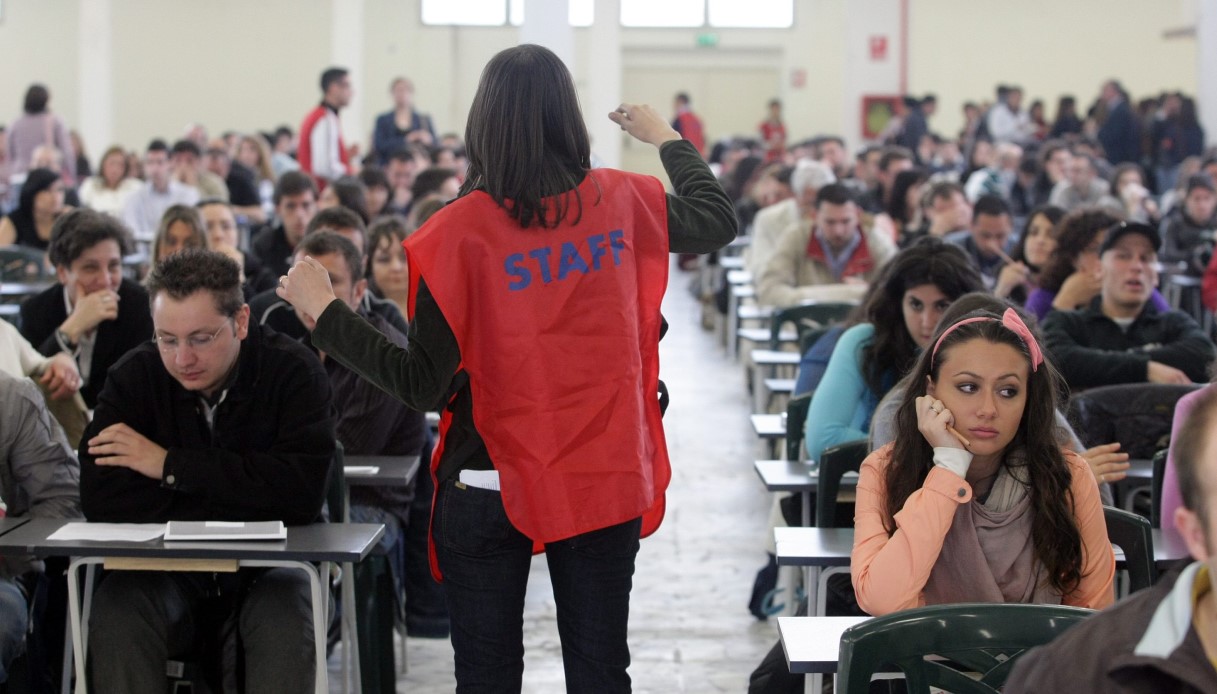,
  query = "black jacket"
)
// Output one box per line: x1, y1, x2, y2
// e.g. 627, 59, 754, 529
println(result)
19, 278, 154, 409
1006, 563, 1217, 694
79, 322, 335, 525
250, 223, 294, 277
1042, 297, 1215, 389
